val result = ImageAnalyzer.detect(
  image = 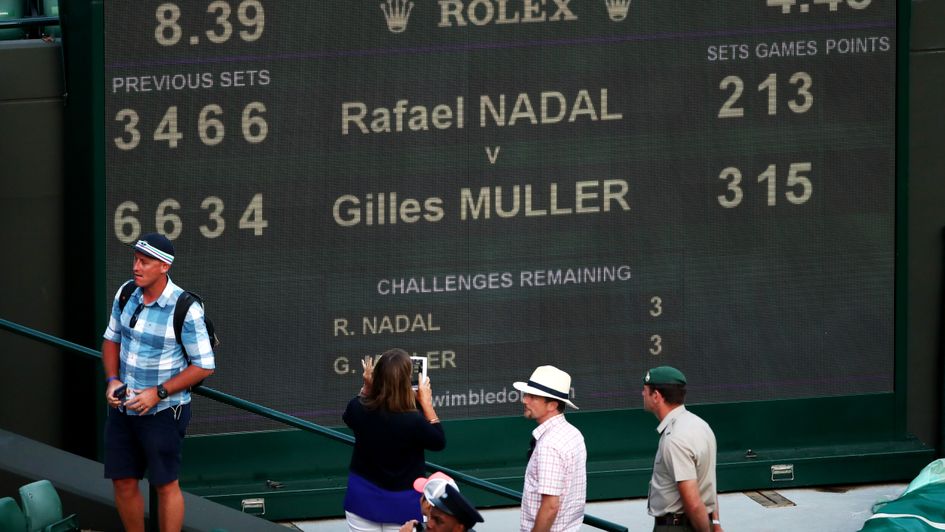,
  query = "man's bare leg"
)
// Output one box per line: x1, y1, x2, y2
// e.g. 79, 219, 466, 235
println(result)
156, 480, 185, 532
113, 478, 145, 532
